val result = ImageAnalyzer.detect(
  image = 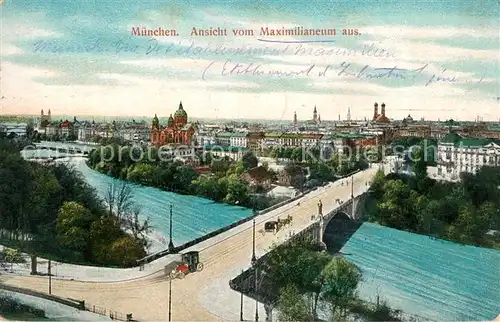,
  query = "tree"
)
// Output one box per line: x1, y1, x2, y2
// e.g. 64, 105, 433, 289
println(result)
377, 180, 411, 229
277, 285, 312, 322
321, 257, 362, 319
116, 182, 134, 220
224, 175, 249, 205
370, 170, 386, 198
173, 165, 198, 193
108, 236, 146, 267
309, 163, 334, 183
104, 181, 135, 220
297, 251, 331, 318
241, 151, 258, 169
262, 240, 318, 296
89, 215, 123, 264
124, 206, 152, 247
56, 202, 93, 252
291, 147, 303, 162
2, 248, 24, 271
104, 183, 117, 216
269, 145, 283, 159
211, 156, 232, 174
